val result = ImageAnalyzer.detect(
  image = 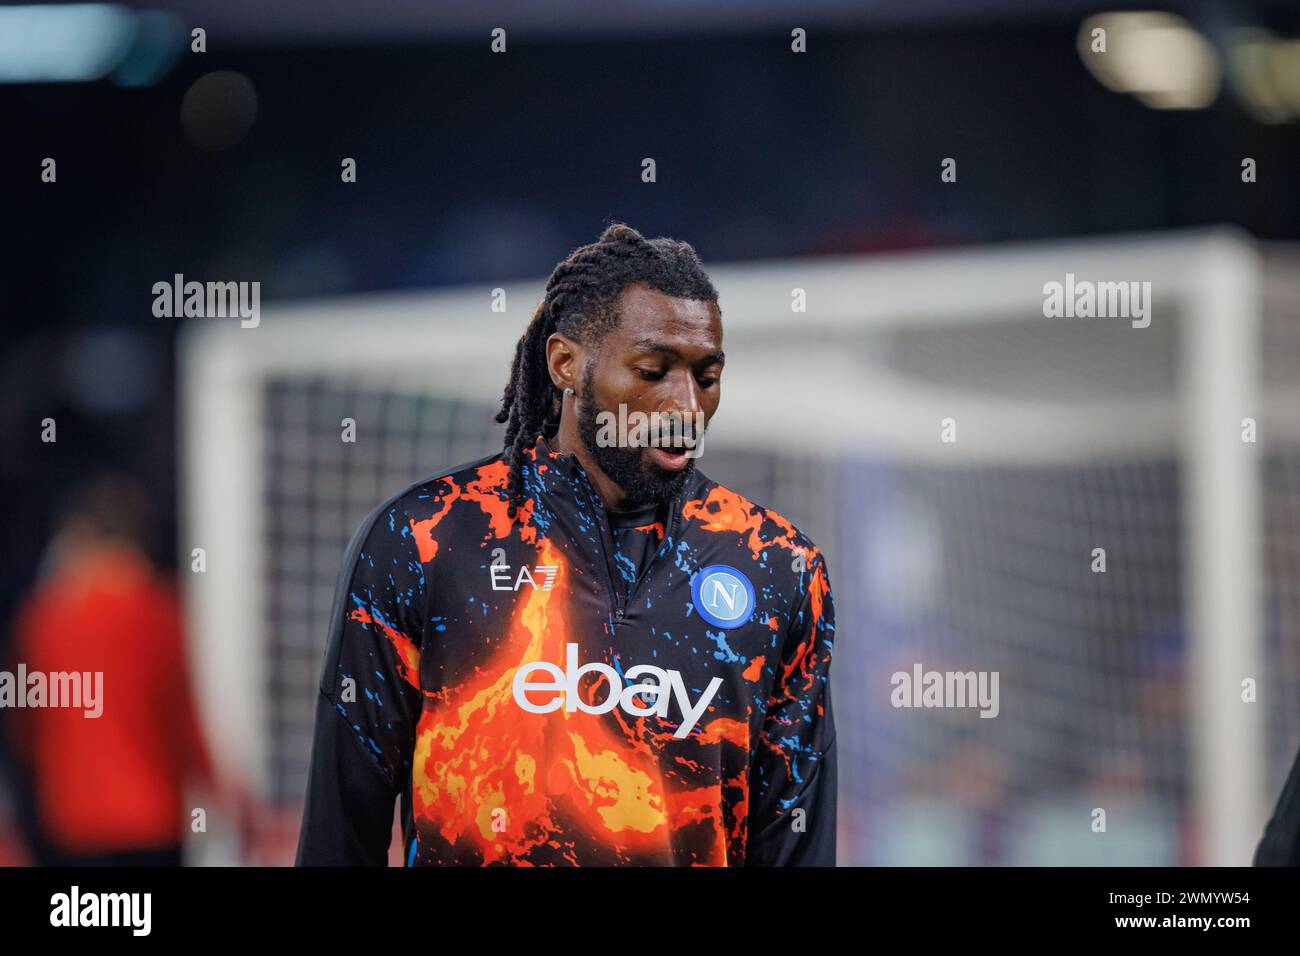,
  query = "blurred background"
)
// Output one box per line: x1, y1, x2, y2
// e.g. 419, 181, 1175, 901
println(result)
3, 0, 1300, 866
